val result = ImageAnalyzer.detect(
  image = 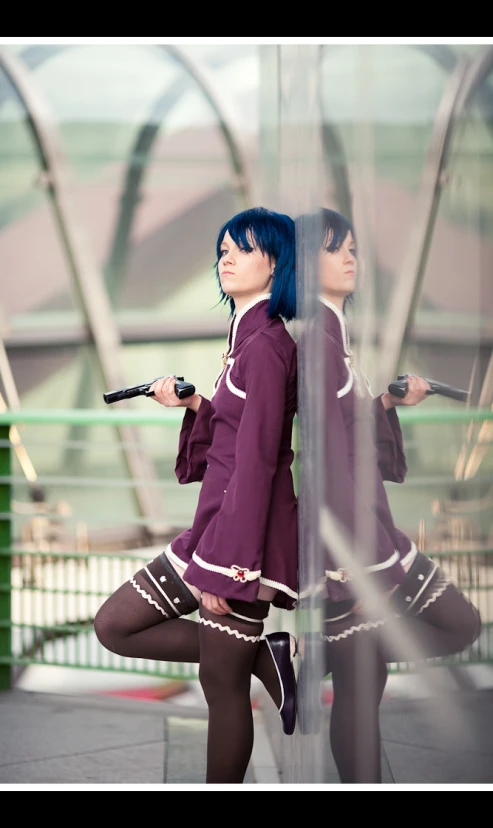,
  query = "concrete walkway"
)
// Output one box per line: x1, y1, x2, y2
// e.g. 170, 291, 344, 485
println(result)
1, 664, 493, 788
